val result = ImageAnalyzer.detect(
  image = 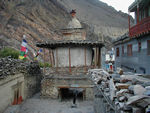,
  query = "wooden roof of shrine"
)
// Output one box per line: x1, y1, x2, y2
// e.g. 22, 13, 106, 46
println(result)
36, 40, 104, 49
